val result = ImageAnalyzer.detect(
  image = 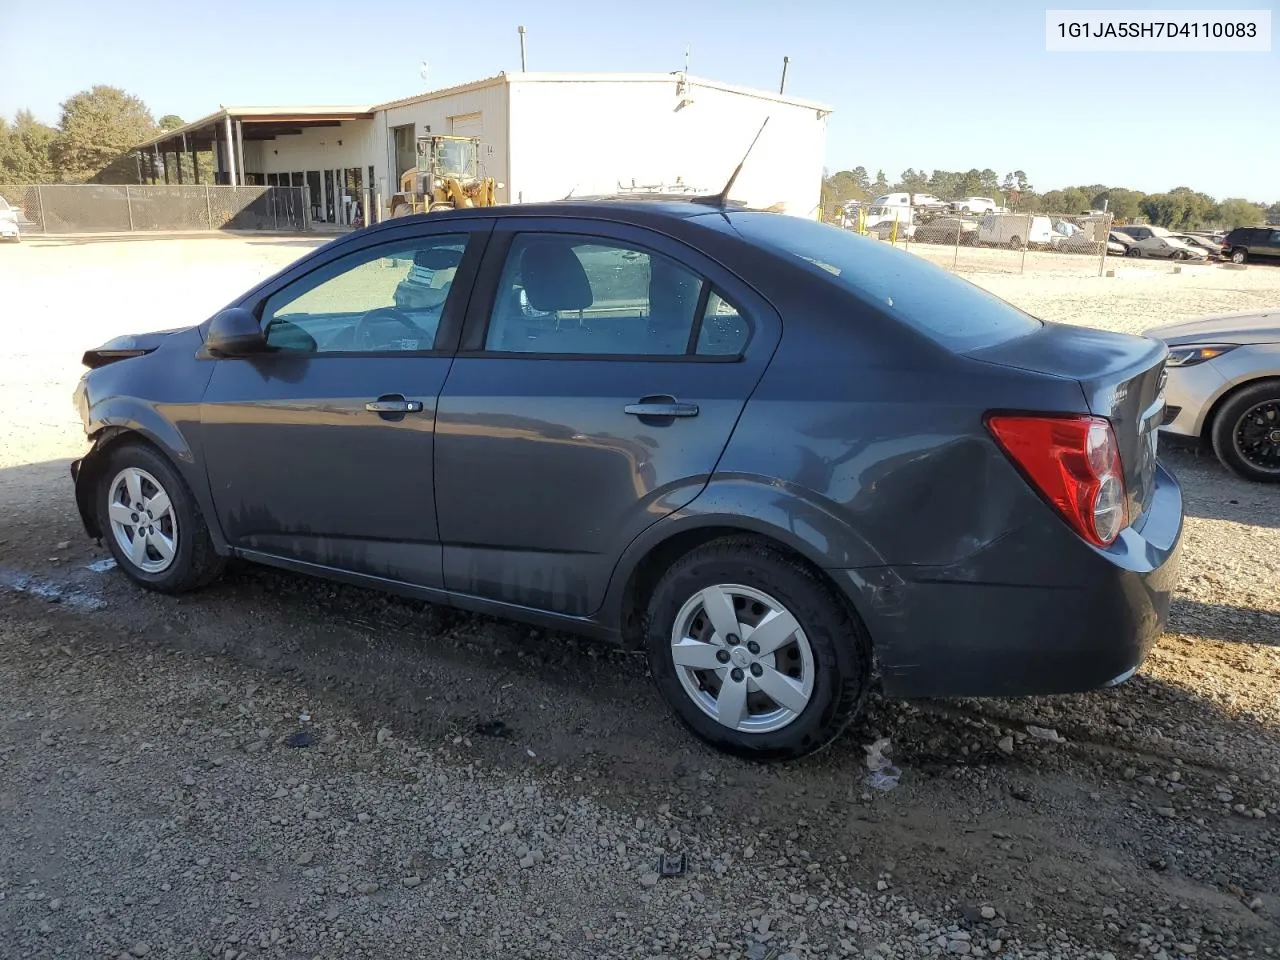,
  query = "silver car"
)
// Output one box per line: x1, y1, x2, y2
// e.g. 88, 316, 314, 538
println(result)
1145, 309, 1280, 481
